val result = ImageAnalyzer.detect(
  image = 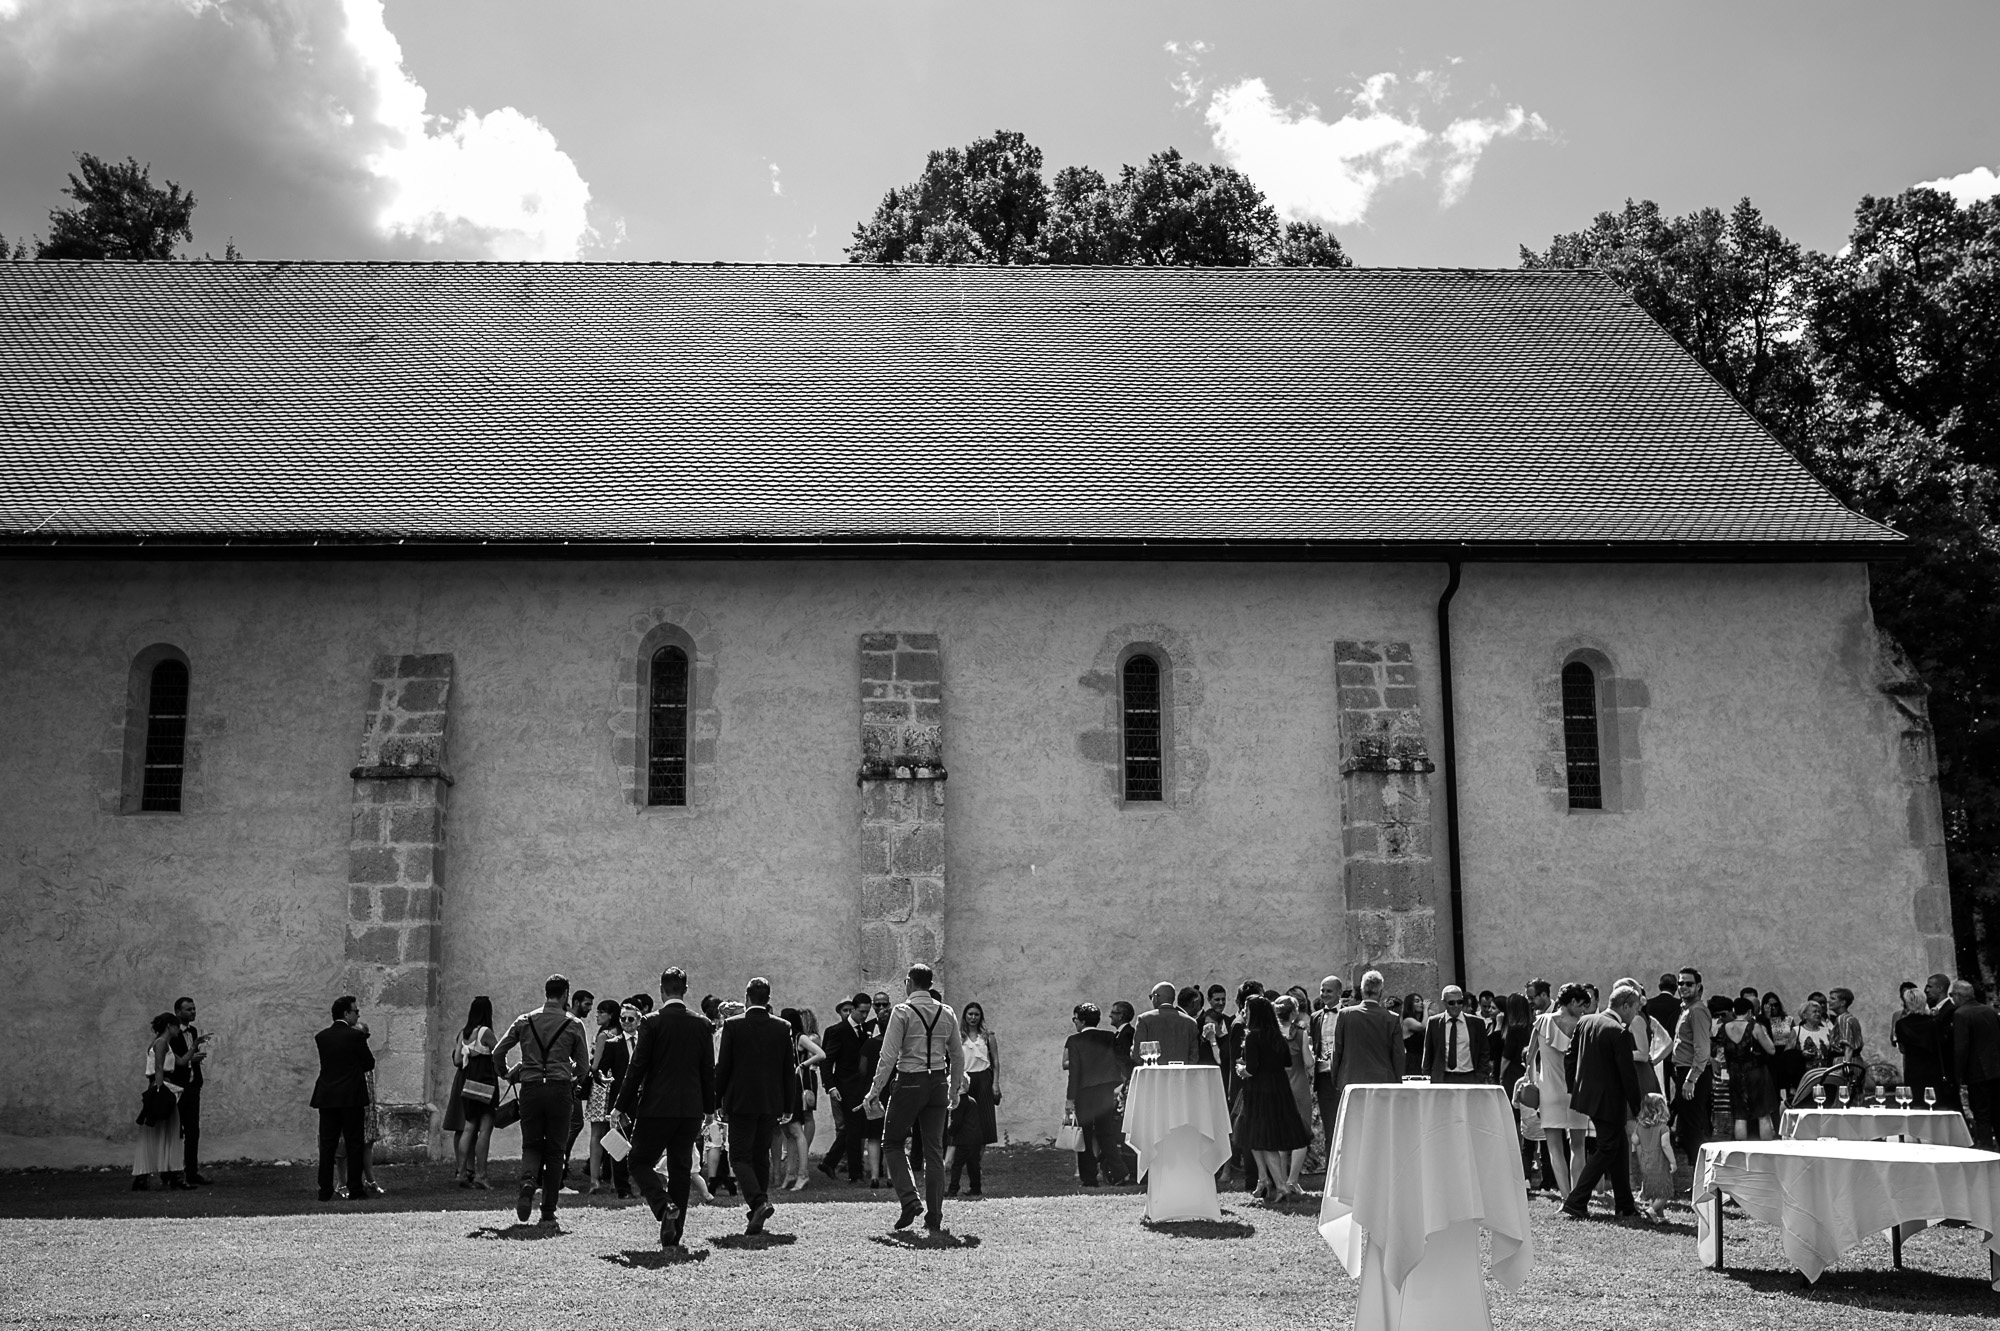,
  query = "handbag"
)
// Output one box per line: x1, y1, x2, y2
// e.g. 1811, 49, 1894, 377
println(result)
1054, 1114, 1083, 1152
491, 1080, 521, 1130
460, 1078, 497, 1104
